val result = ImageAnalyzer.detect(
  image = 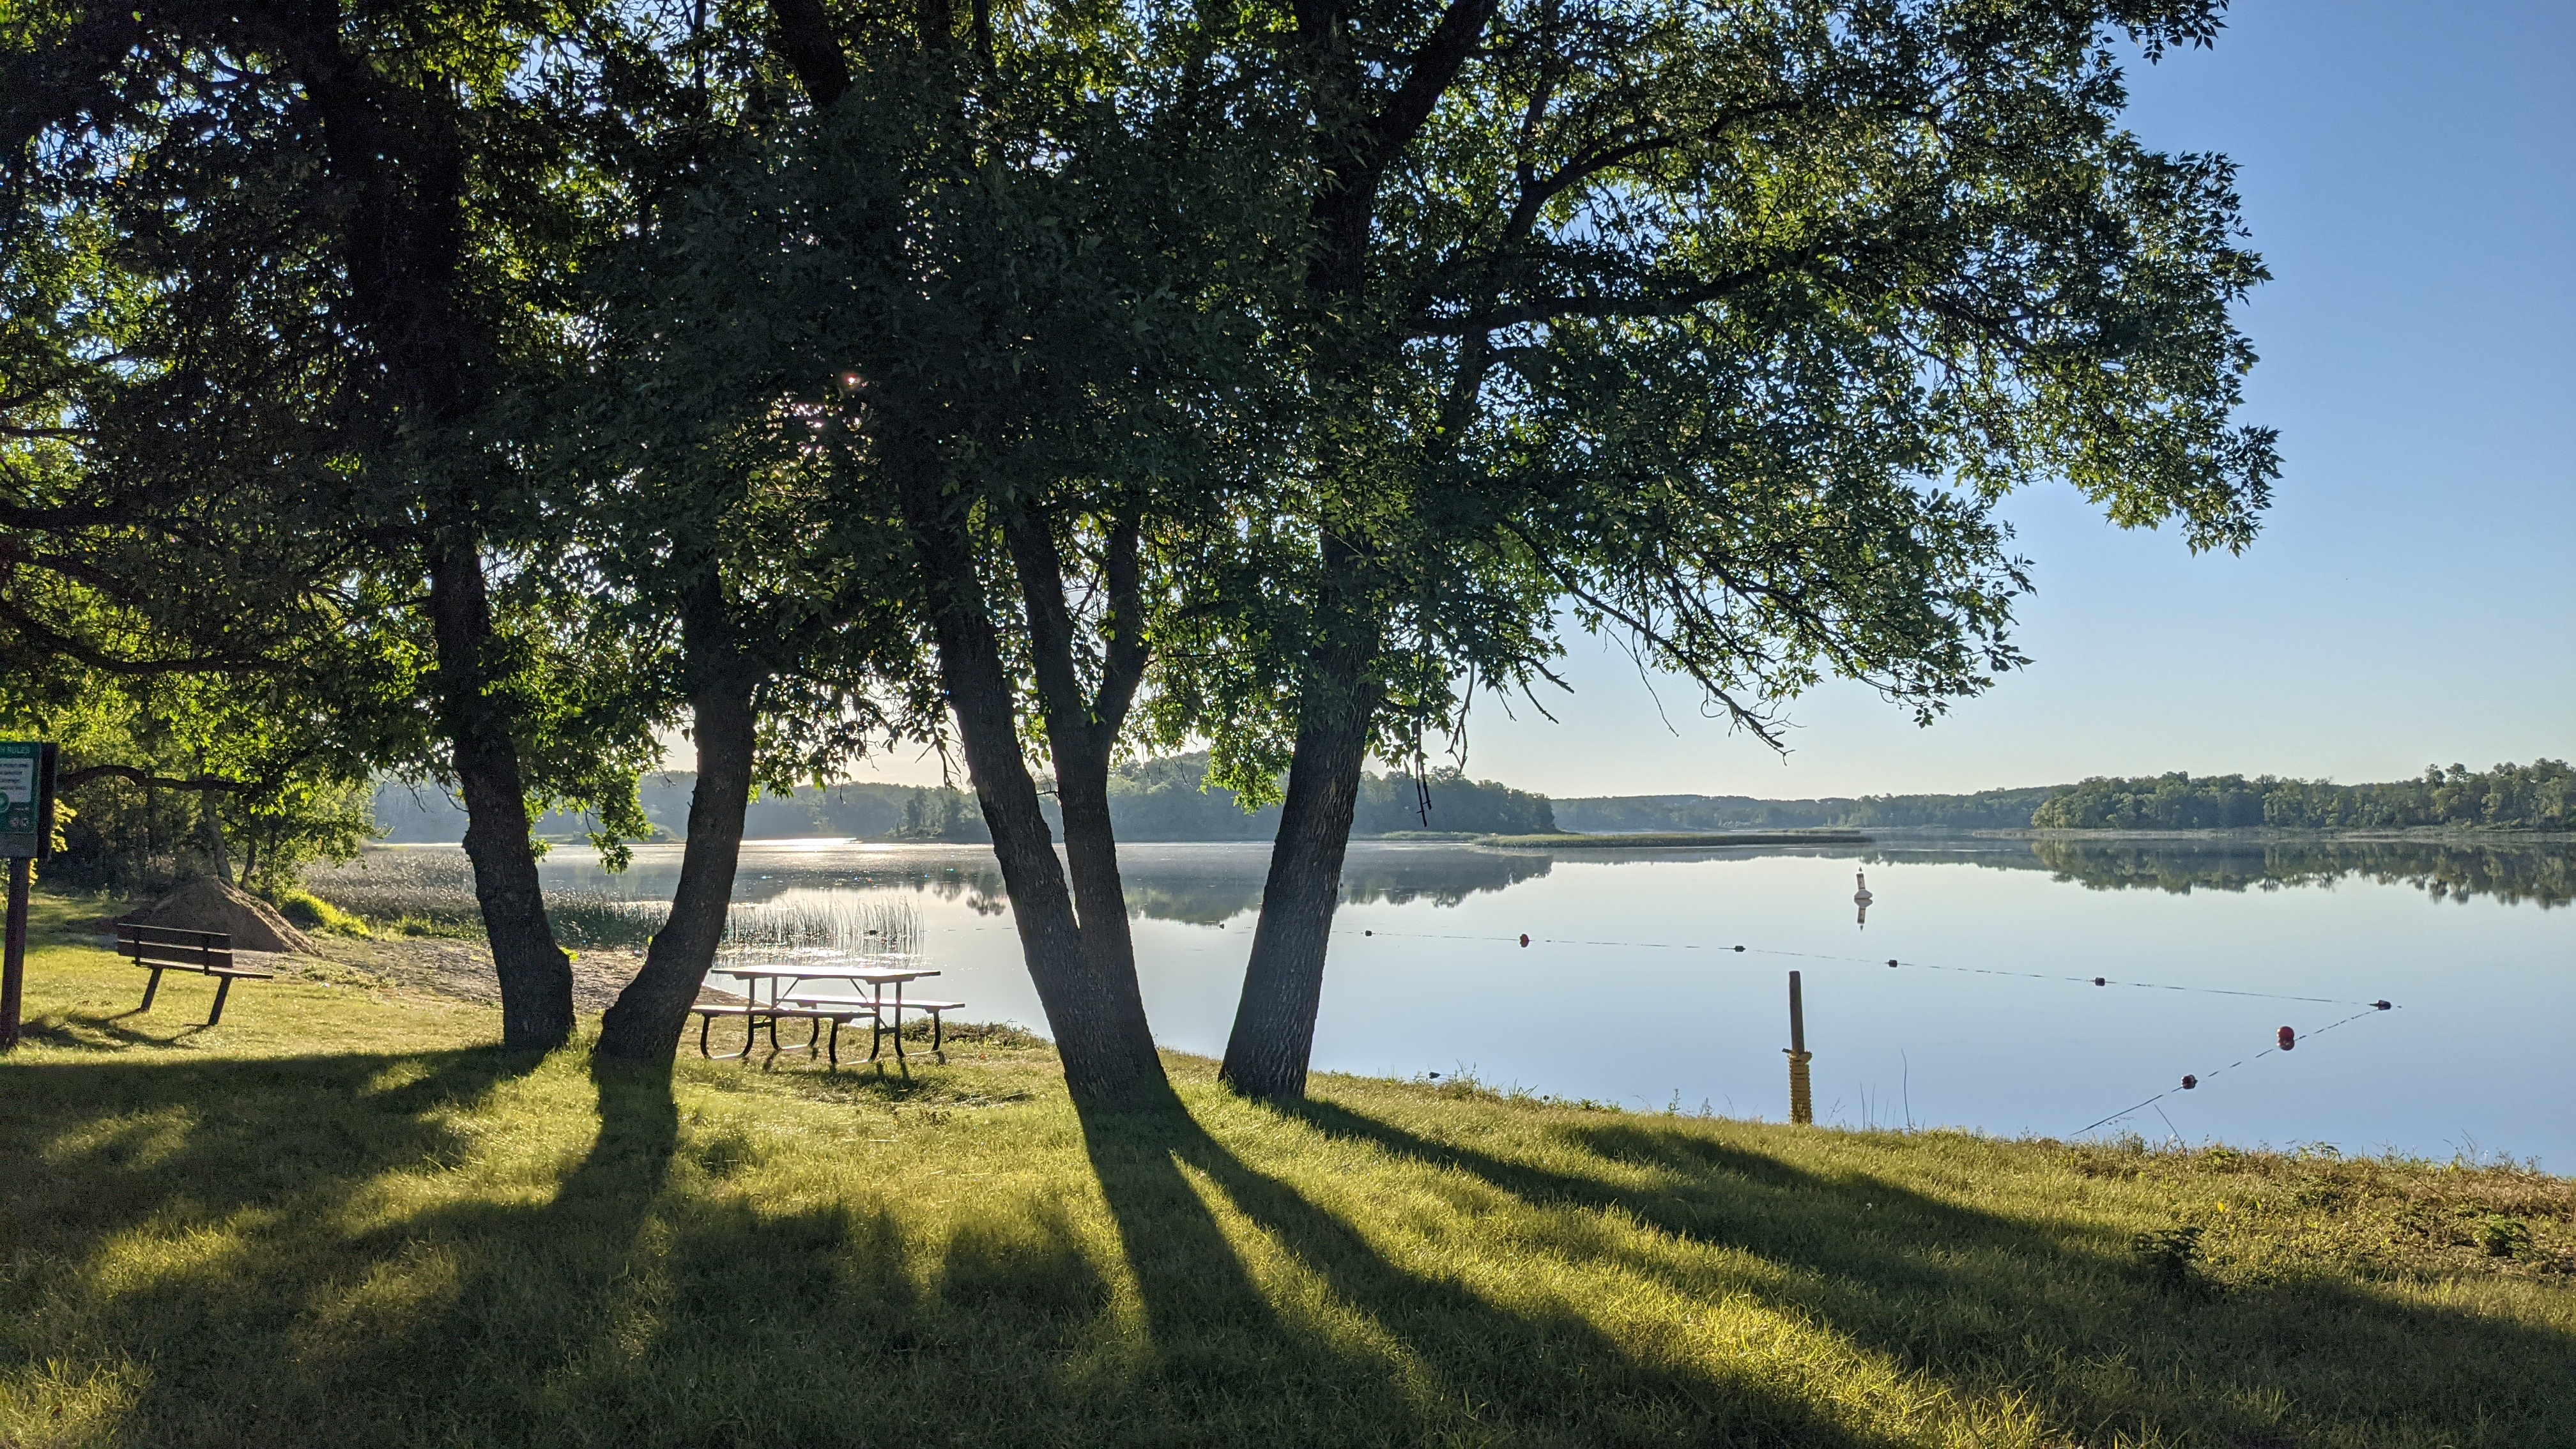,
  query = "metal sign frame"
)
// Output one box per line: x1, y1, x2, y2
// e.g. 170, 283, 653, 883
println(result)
0, 740, 47, 1050
0, 742, 56, 861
